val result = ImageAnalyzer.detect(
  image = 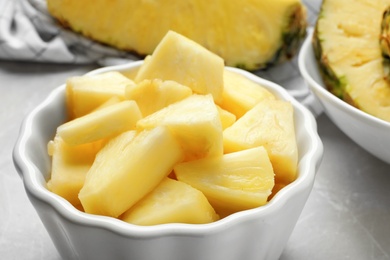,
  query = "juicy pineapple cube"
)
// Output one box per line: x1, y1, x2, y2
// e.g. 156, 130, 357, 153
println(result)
216, 105, 236, 130
221, 70, 276, 118
135, 31, 224, 104
125, 79, 192, 117
47, 135, 104, 209
66, 71, 135, 119
137, 94, 223, 161
57, 100, 142, 145
223, 100, 298, 183
174, 146, 275, 214
79, 126, 184, 217
120, 178, 219, 225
